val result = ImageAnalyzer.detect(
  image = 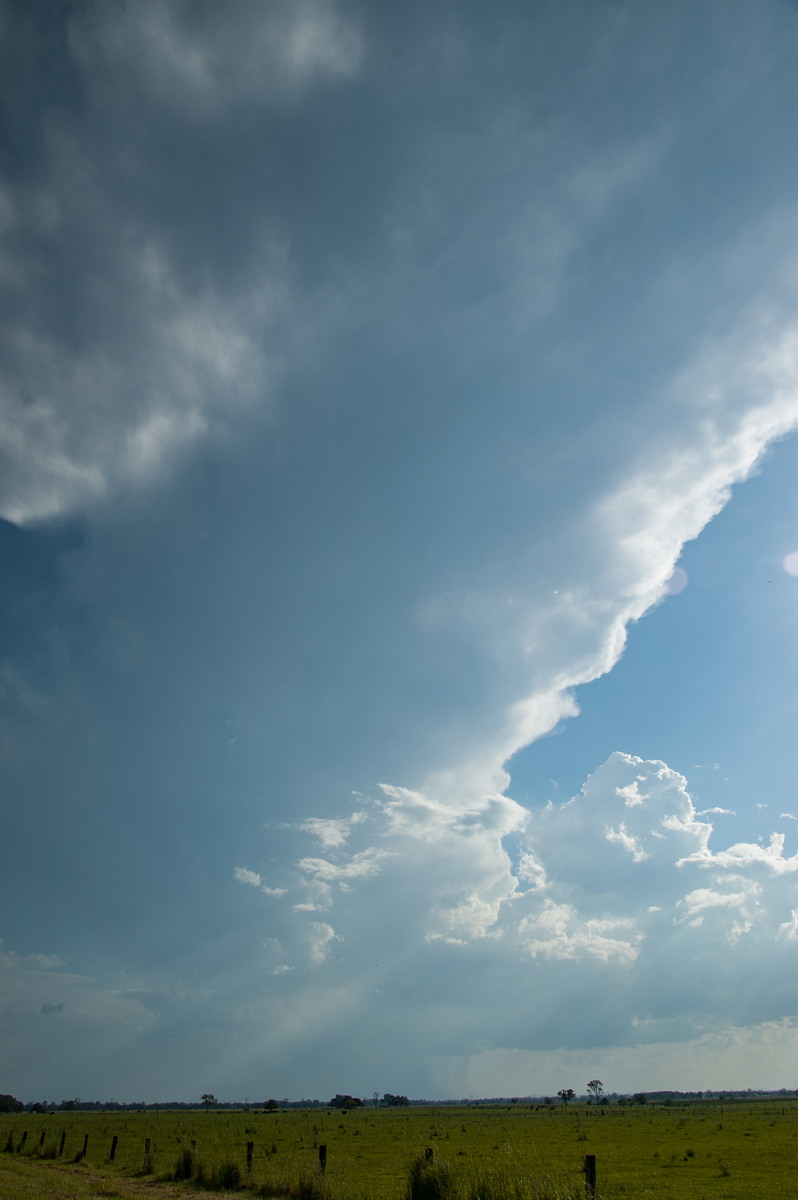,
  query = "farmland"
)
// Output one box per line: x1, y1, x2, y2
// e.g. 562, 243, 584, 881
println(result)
2, 1099, 798, 1199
